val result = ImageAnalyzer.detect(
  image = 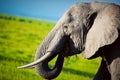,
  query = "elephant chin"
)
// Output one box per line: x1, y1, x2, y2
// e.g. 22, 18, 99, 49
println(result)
36, 53, 64, 79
